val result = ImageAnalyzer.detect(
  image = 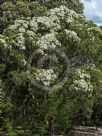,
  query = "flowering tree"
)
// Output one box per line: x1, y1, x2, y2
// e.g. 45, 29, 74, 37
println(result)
0, 0, 83, 33
0, 3, 102, 136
